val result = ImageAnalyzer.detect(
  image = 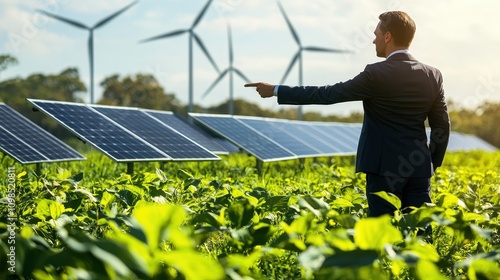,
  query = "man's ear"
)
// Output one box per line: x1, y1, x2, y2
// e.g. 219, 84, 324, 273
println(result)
384, 32, 392, 43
